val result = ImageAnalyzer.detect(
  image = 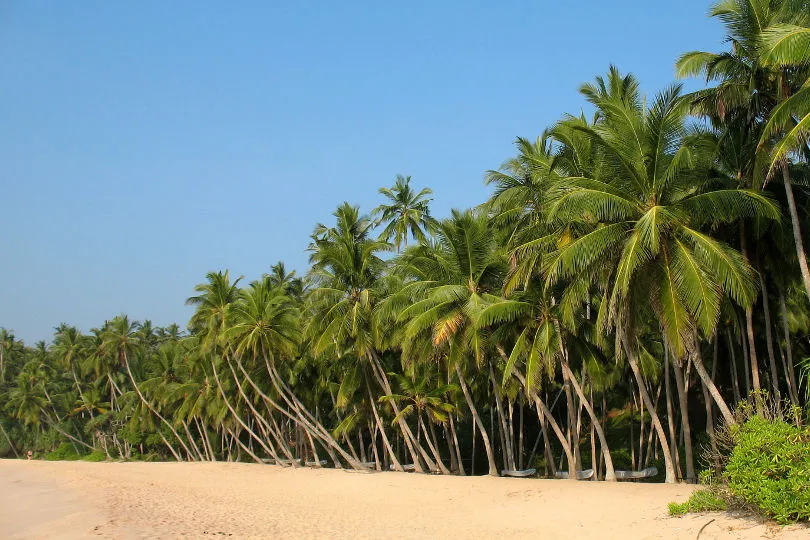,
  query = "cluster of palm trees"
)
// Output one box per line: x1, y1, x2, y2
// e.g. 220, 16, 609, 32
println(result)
1, 0, 809, 483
